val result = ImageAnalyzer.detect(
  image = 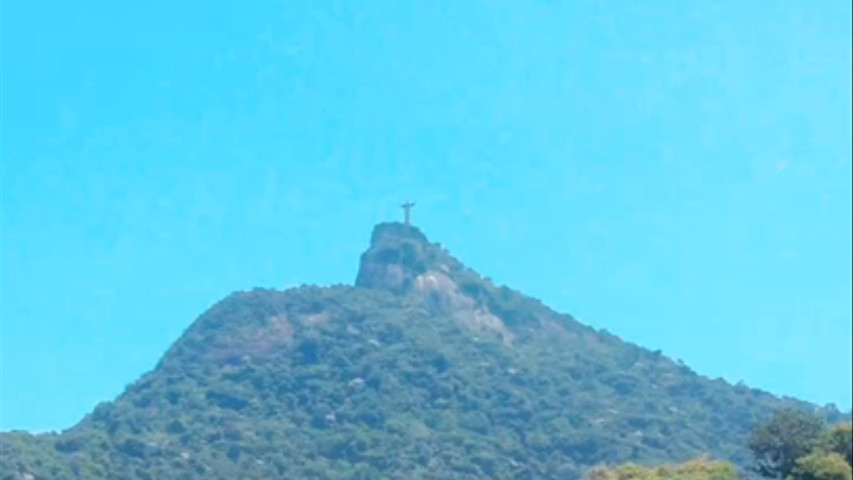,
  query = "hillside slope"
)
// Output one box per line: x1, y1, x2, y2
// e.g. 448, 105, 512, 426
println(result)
1, 223, 841, 480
